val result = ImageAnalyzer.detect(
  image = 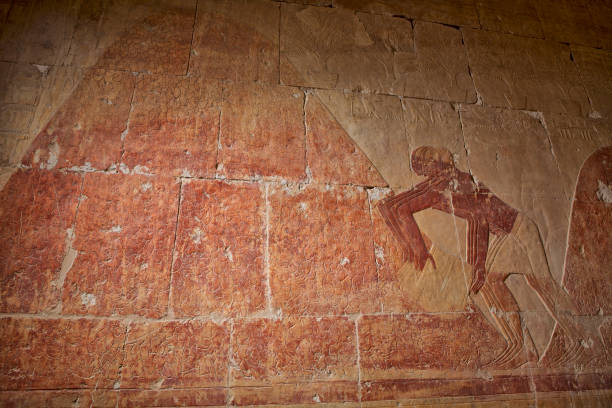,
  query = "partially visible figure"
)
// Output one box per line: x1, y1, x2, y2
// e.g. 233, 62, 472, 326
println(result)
378, 146, 585, 369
